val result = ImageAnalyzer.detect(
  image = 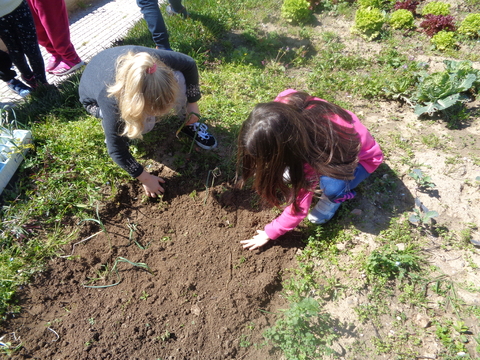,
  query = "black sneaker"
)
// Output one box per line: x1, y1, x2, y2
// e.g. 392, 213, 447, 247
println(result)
181, 122, 217, 150
7, 79, 31, 98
